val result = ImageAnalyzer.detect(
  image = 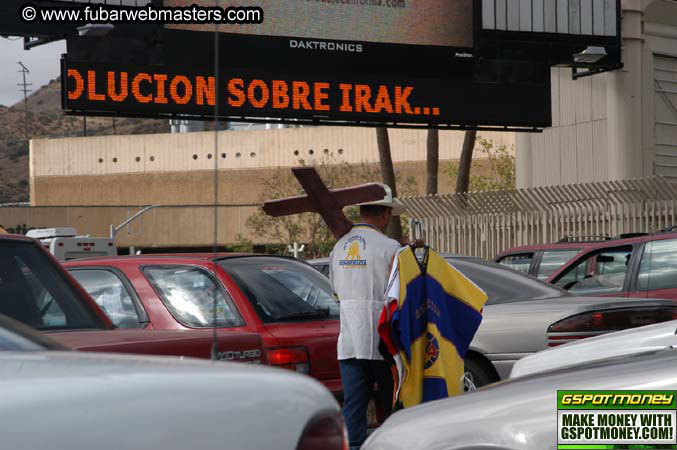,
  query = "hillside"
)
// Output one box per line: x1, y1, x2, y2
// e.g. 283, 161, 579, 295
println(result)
0, 77, 171, 203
